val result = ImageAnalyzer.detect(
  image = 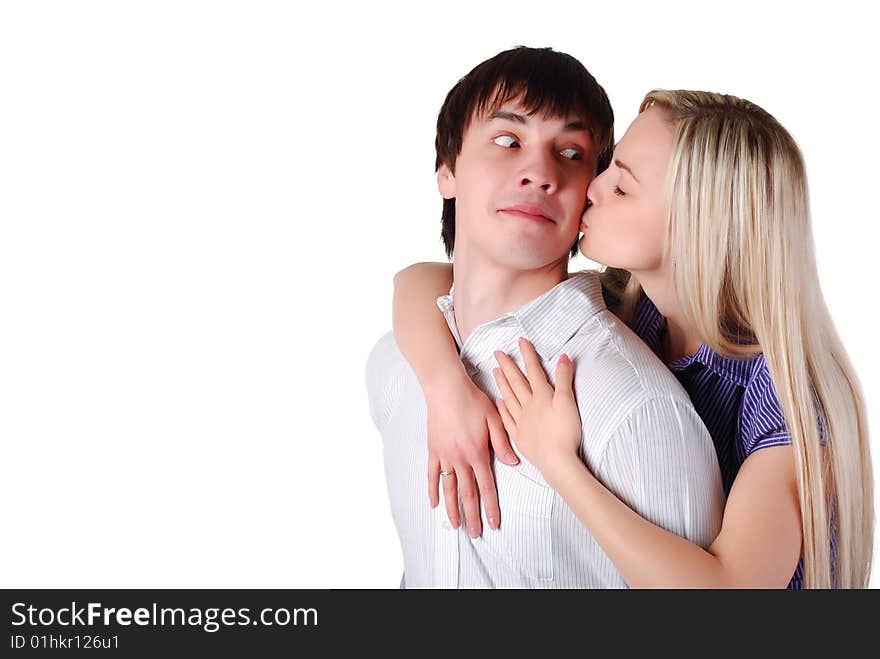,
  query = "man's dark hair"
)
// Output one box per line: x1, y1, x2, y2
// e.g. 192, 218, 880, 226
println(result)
435, 46, 614, 259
